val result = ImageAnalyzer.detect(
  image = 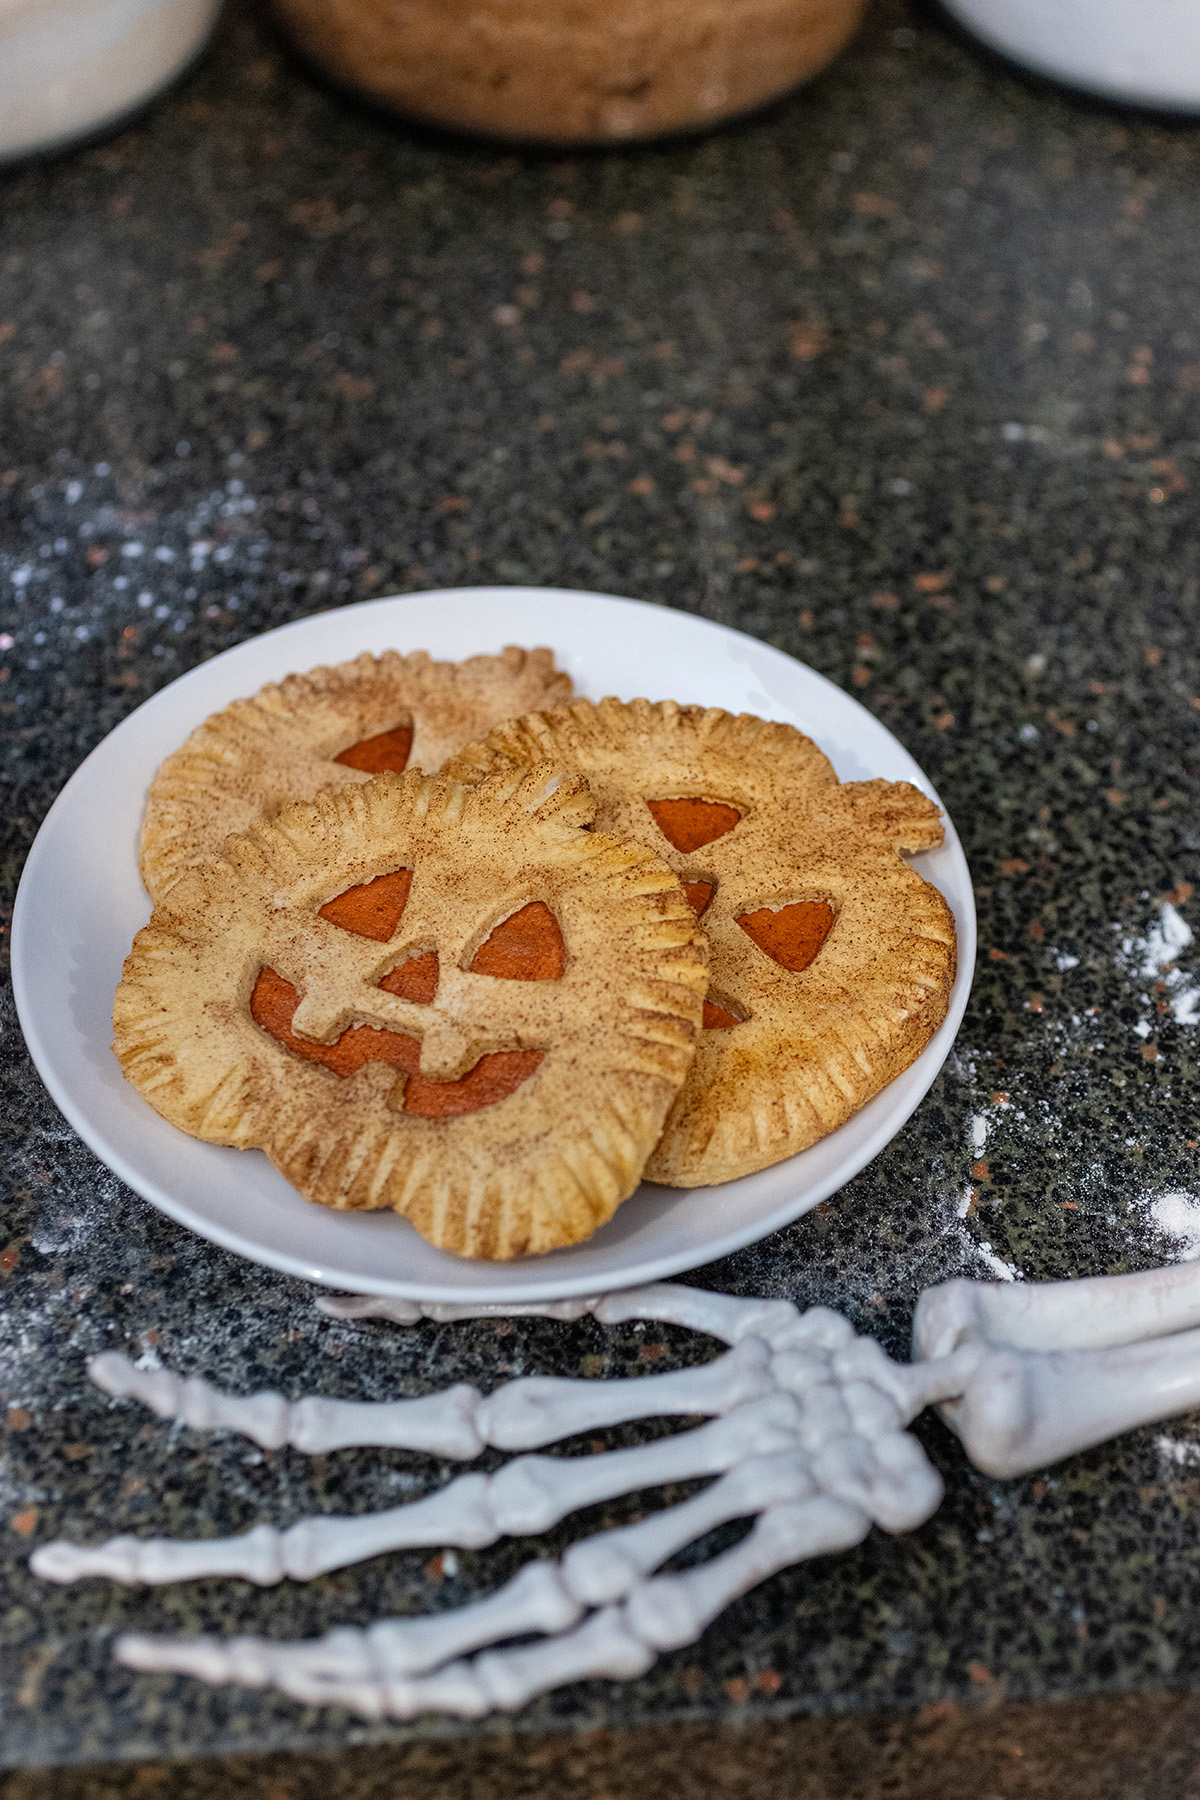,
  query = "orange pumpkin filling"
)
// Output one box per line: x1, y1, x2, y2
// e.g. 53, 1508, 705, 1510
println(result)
379, 949, 439, 1004
333, 724, 413, 775
683, 879, 714, 918
470, 901, 566, 981
647, 797, 741, 854
703, 1000, 742, 1029
319, 869, 412, 942
250, 967, 541, 1116
738, 900, 834, 972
